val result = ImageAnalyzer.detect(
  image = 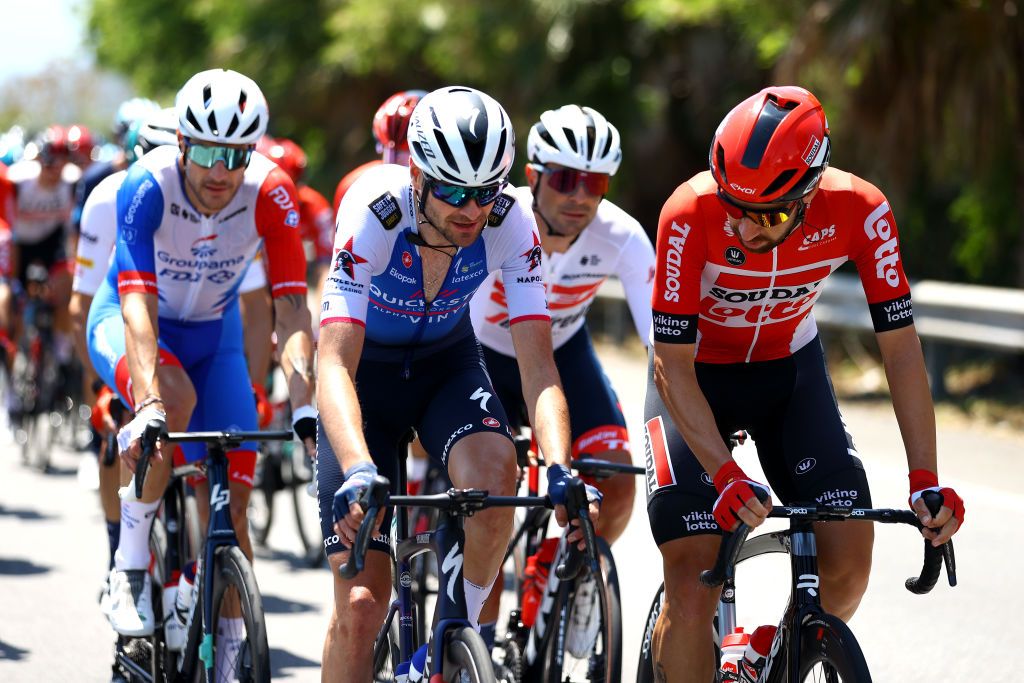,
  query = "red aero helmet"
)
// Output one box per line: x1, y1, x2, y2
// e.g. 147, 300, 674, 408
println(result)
372, 90, 427, 152
709, 86, 830, 204
257, 135, 307, 183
